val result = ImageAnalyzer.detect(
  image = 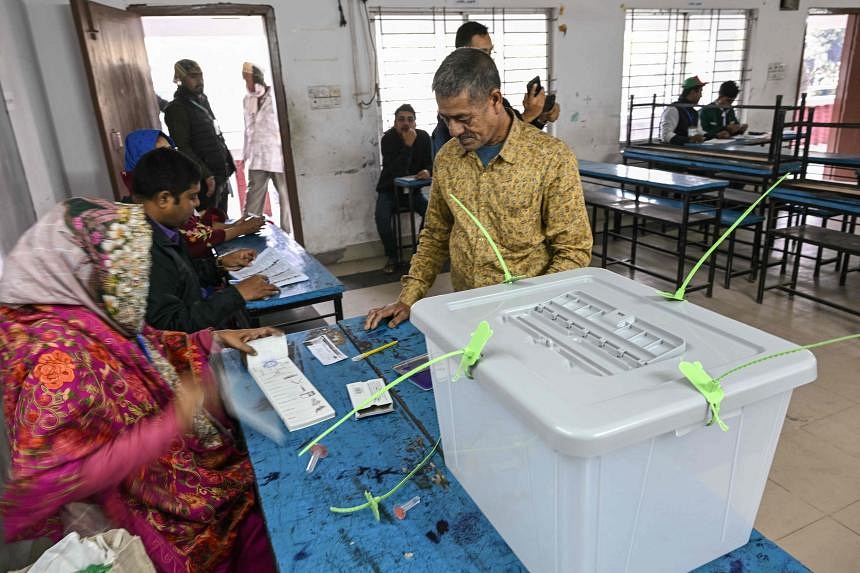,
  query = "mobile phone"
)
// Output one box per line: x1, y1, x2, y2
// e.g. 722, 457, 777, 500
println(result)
543, 93, 556, 113
392, 354, 433, 391
527, 75, 542, 95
